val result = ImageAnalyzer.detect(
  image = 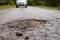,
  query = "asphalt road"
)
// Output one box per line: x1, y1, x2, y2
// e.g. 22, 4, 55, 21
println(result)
0, 6, 60, 24
0, 6, 60, 40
